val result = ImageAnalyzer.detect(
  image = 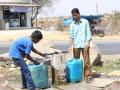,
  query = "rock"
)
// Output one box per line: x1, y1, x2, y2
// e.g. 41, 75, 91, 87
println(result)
0, 74, 4, 78
1, 80, 8, 87
0, 57, 9, 62
10, 64, 16, 68
90, 41, 102, 66
9, 68, 16, 71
